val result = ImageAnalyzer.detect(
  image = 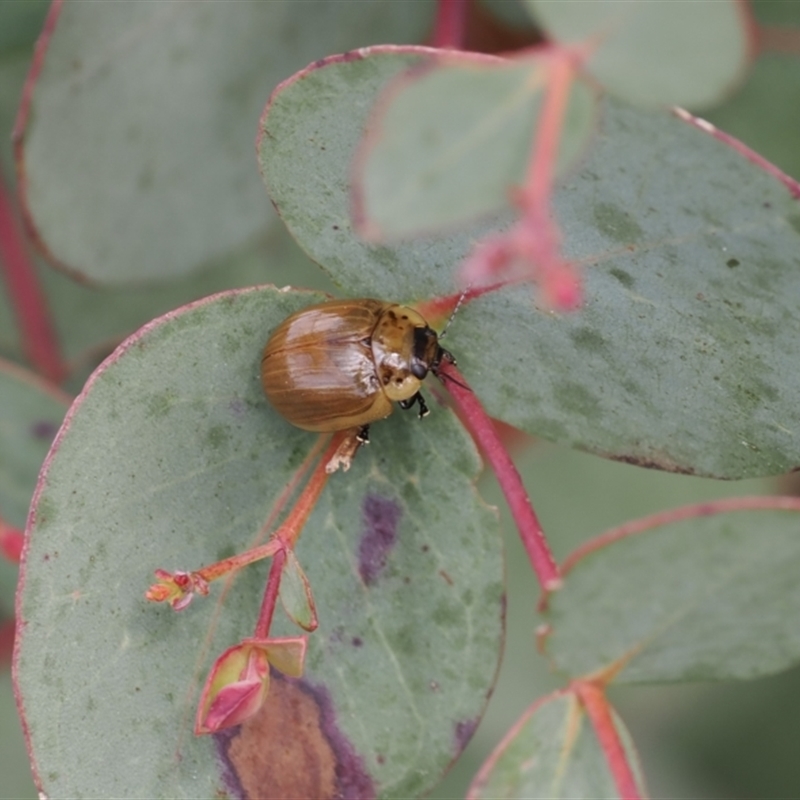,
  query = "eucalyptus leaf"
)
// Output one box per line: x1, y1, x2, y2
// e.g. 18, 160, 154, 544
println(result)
526, 0, 749, 109
15, 287, 503, 798
261, 51, 800, 478
18, 1, 433, 283
544, 506, 800, 682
